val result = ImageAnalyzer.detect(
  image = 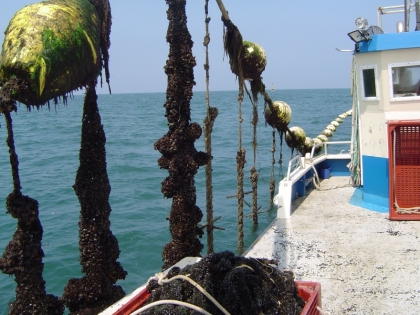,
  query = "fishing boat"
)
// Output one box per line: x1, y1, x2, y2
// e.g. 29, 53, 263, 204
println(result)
101, 1, 420, 314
